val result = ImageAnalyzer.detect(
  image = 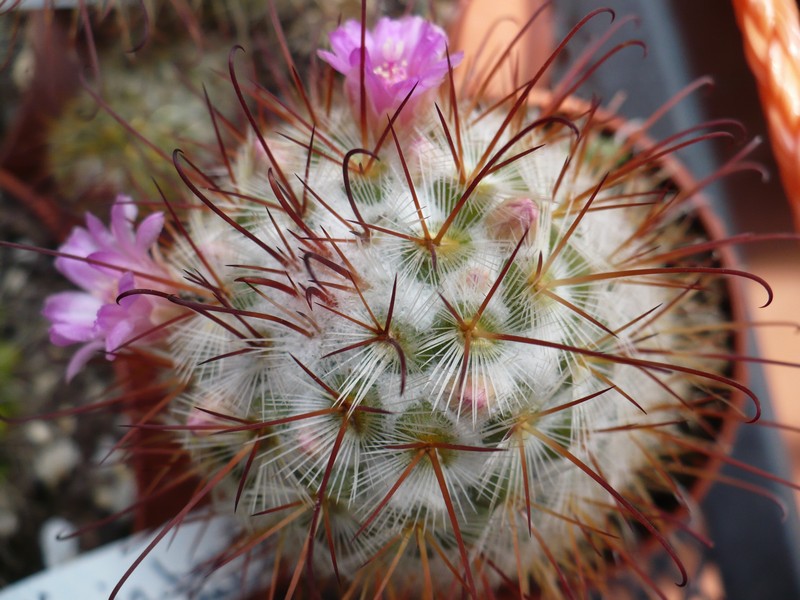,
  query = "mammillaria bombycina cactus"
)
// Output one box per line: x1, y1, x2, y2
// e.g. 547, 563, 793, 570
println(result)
36, 7, 786, 600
